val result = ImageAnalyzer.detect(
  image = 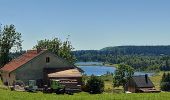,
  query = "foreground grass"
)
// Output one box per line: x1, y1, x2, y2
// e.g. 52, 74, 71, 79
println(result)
0, 89, 170, 100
